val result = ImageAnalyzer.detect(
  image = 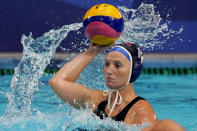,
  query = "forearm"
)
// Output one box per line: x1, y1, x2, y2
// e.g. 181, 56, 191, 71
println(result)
52, 48, 98, 82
